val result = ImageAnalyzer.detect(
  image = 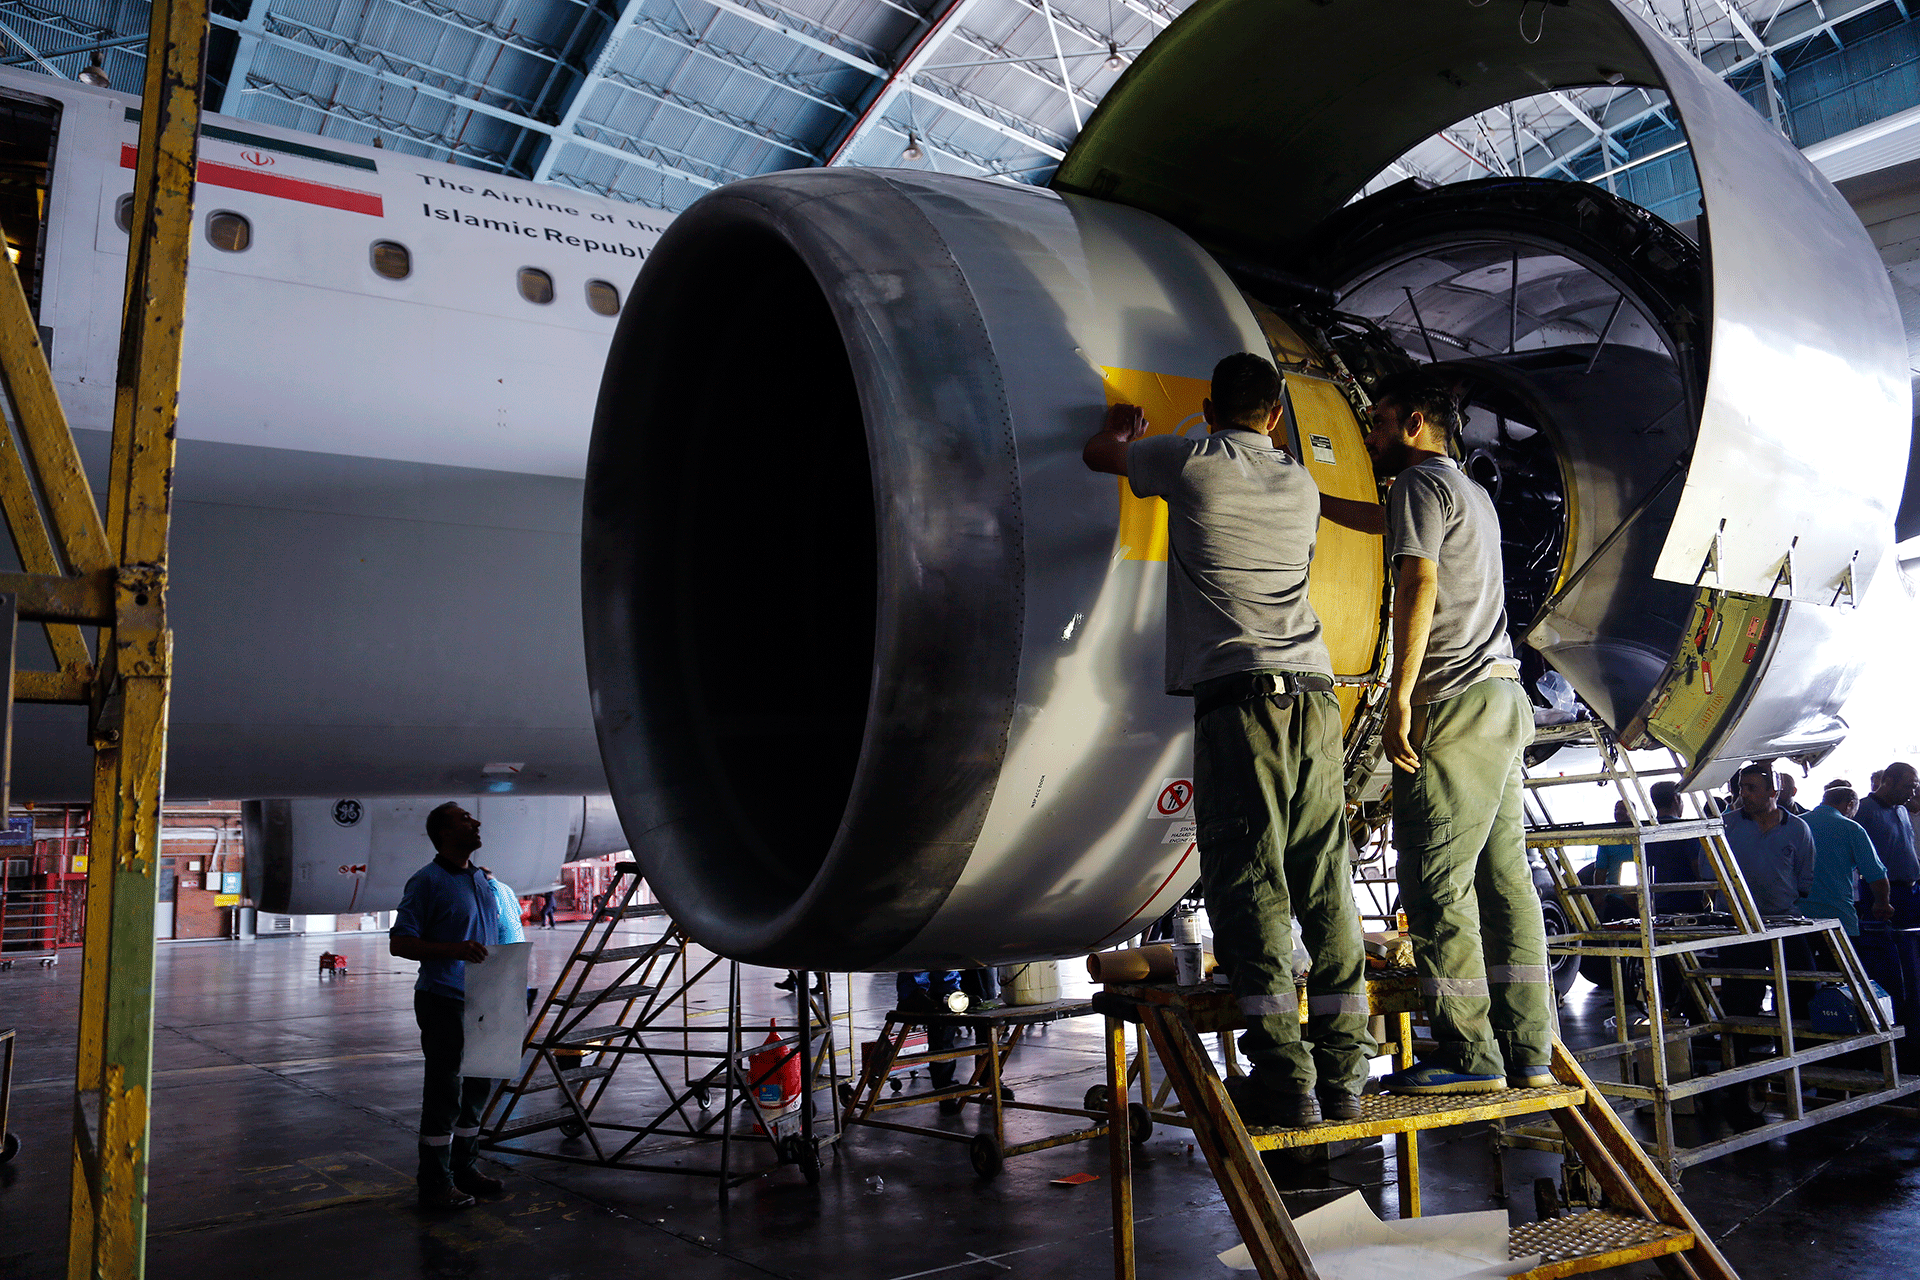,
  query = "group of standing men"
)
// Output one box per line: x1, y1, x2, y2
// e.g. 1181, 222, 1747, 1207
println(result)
1083, 354, 1555, 1126
1672, 762, 1919, 940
